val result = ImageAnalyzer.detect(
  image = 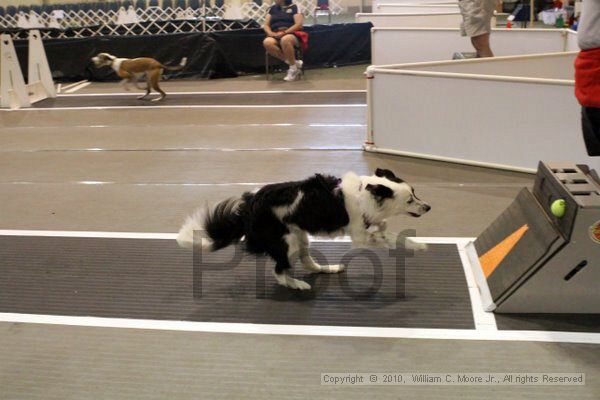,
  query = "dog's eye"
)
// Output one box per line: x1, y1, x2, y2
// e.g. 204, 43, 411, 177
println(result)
407, 198, 414, 204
